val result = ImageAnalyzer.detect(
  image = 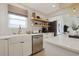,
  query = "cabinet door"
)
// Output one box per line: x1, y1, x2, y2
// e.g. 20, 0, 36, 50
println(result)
9, 42, 23, 56
9, 35, 23, 56
0, 39, 8, 56
23, 35, 32, 56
